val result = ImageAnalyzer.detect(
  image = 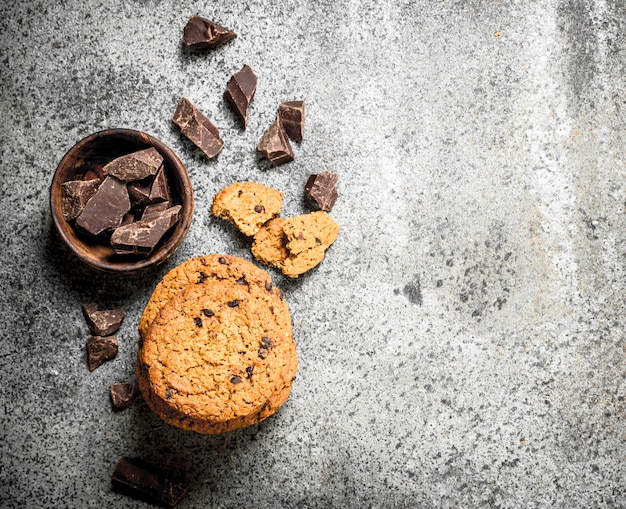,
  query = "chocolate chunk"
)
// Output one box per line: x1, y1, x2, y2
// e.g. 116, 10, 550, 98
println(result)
202, 308, 214, 317
110, 206, 181, 255
111, 457, 187, 508
264, 281, 273, 292
82, 303, 125, 336
87, 335, 118, 371
103, 148, 163, 182
128, 177, 153, 207
172, 97, 224, 158
218, 256, 227, 264
193, 317, 202, 328
224, 64, 257, 128
261, 337, 272, 348
257, 115, 293, 165
61, 179, 100, 221
110, 383, 137, 409
278, 101, 305, 142
141, 201, 171, 221
254, 205, 264, 213
75, 176, 131, 236
304, 171, 339, 212
197, 272, 207, 284
245, 366, 254, 378
148, 166, 171, 204
230, 375, 243, 384
227, 300, 239, 307
182, 16, 236, 49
